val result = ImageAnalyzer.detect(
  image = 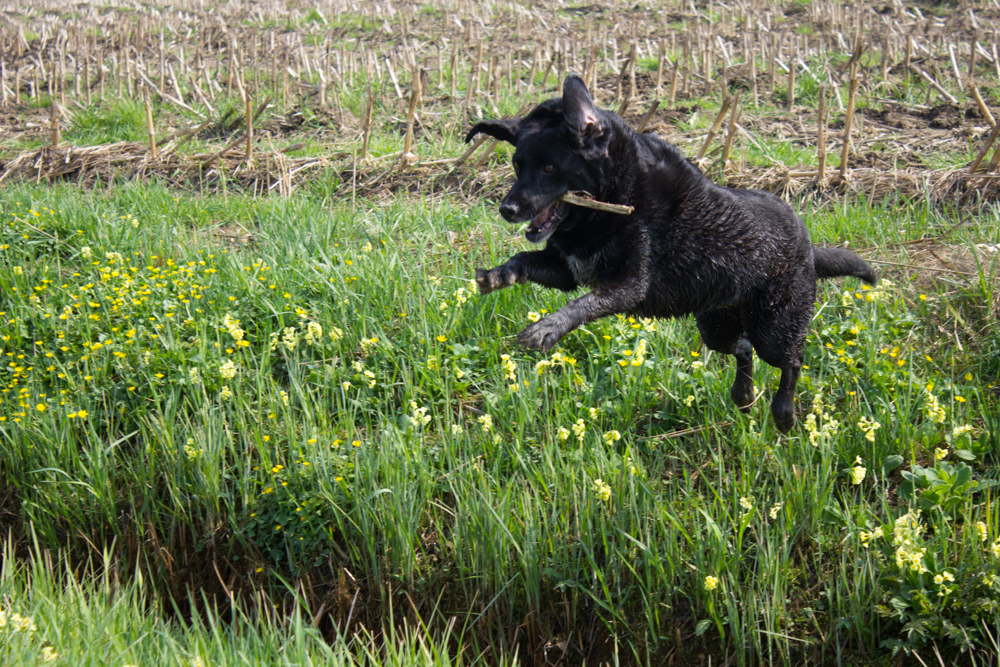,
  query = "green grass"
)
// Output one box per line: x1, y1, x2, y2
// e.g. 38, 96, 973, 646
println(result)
1, 177, 999, 664
0, 537, 500, 666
